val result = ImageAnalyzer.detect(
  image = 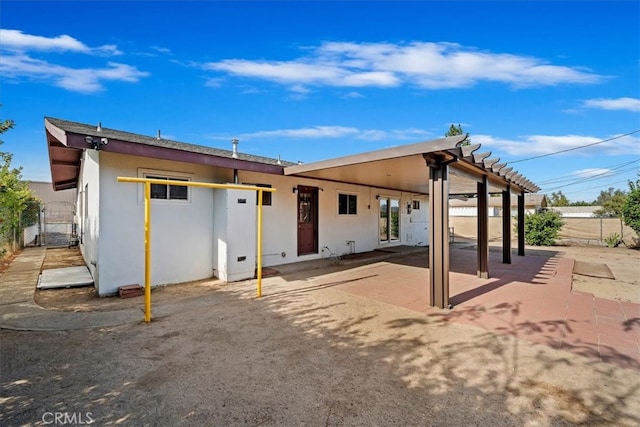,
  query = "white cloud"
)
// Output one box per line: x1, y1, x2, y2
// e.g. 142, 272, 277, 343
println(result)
477, 133, 640, 157
0, 53, 148, 93
0, 29, 121, 55
223, 125, 432, 142
340, 91, 364, 99
0, 29, 146, 93
573, 168, 614, 178
582, 97, 640, 112
202, 41, 605, 91
239, 126, 360, 139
